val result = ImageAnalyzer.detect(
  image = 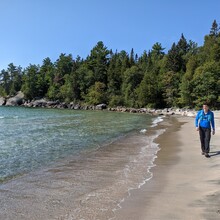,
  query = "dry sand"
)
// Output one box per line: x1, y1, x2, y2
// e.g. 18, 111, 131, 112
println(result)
114, 114, 220, 220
